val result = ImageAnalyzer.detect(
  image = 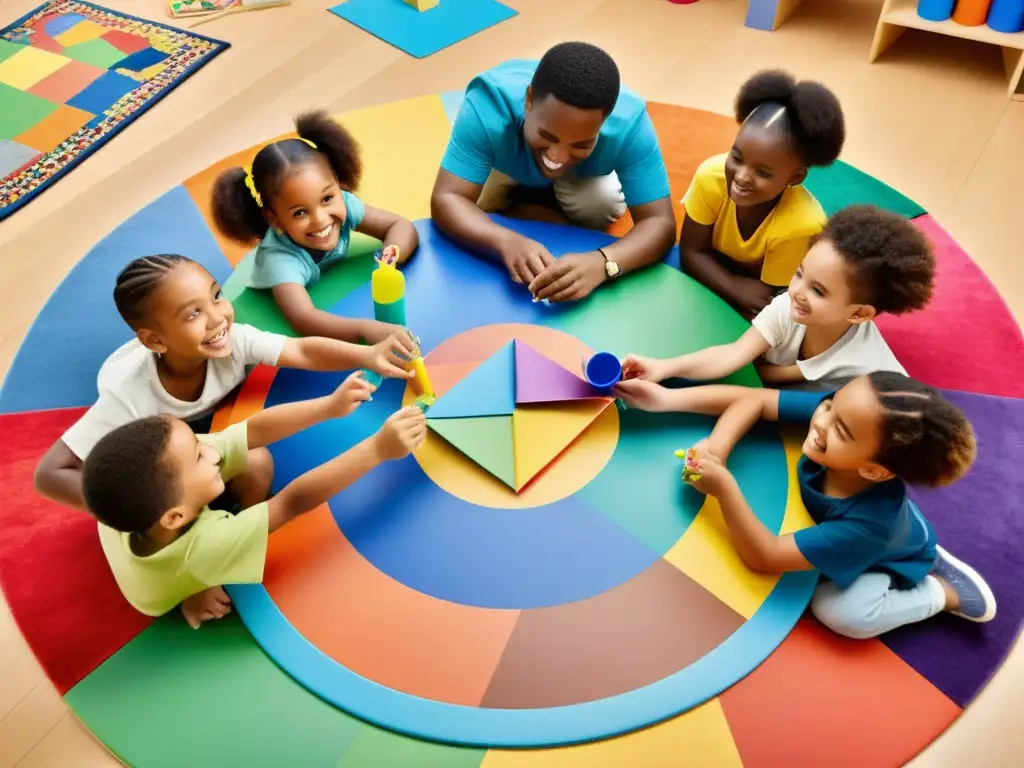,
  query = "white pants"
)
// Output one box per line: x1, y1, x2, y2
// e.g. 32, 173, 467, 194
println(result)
810, 572, 946, 640
477, 169, 627, 230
